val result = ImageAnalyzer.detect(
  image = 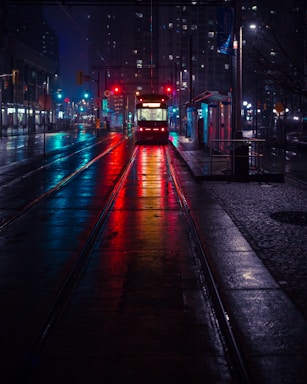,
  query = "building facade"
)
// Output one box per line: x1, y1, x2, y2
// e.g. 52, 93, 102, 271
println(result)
0, 1, 59, 133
